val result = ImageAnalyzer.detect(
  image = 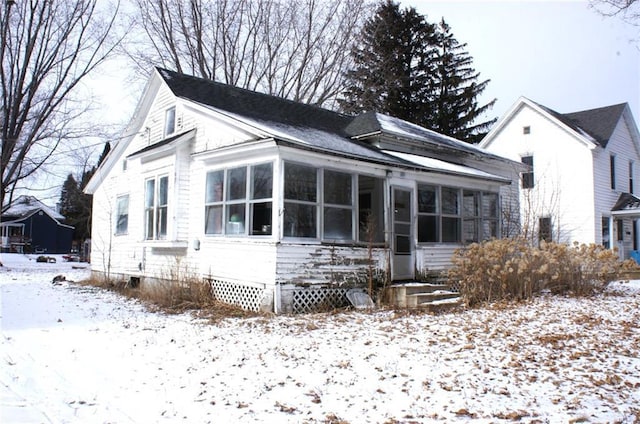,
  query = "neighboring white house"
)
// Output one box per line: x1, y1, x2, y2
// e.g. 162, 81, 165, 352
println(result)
85, 68, 520, 313
480, 97, 640, 259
